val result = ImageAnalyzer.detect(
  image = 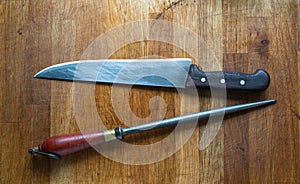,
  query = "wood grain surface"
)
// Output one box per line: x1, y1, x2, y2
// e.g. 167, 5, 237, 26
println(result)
1, 0, 299, 183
